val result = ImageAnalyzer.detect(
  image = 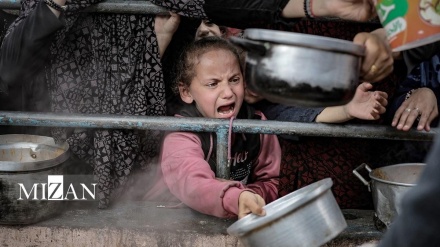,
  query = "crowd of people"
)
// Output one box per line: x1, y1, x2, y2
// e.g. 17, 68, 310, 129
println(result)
1, 0, 440, 245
